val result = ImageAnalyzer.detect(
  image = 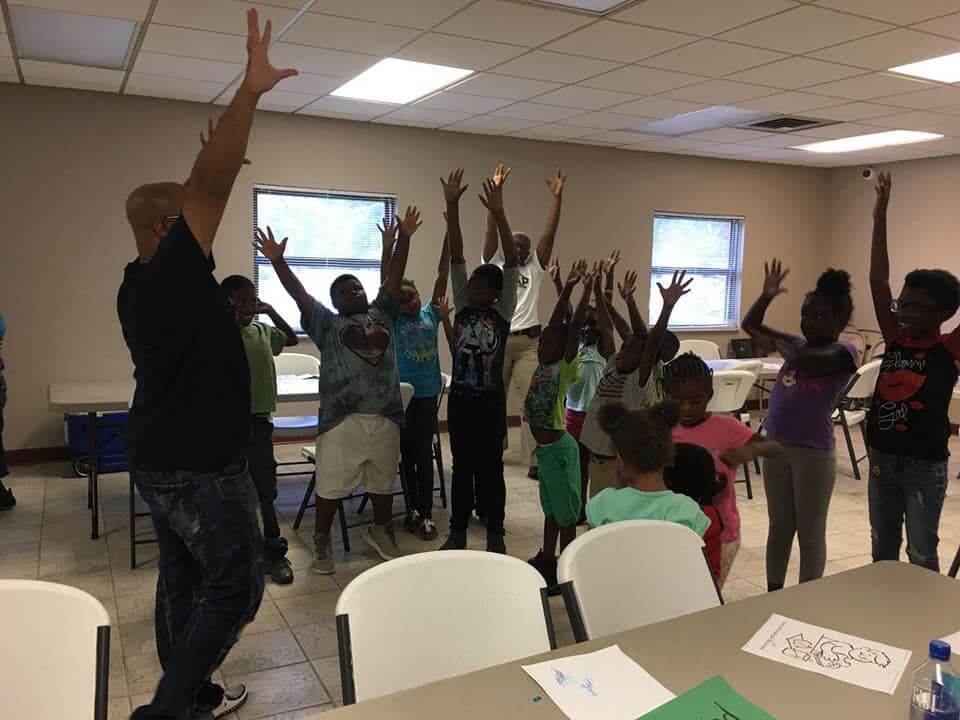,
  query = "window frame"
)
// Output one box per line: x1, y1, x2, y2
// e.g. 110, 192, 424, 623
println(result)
649, 211, 745, 333
252, 184, 398, 334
